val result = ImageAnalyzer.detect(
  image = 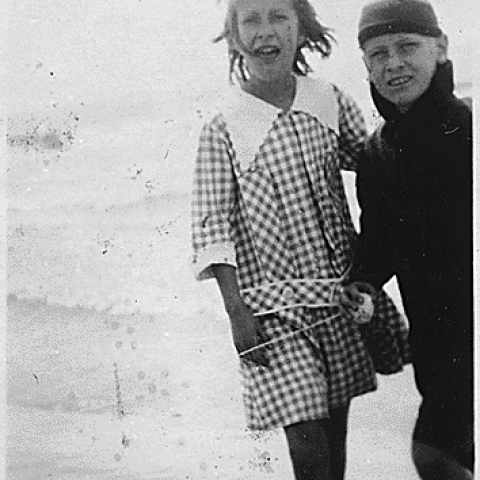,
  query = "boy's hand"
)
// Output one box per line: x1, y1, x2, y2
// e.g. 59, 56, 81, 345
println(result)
339, 281, 376, 315
226, 301, 270, 368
